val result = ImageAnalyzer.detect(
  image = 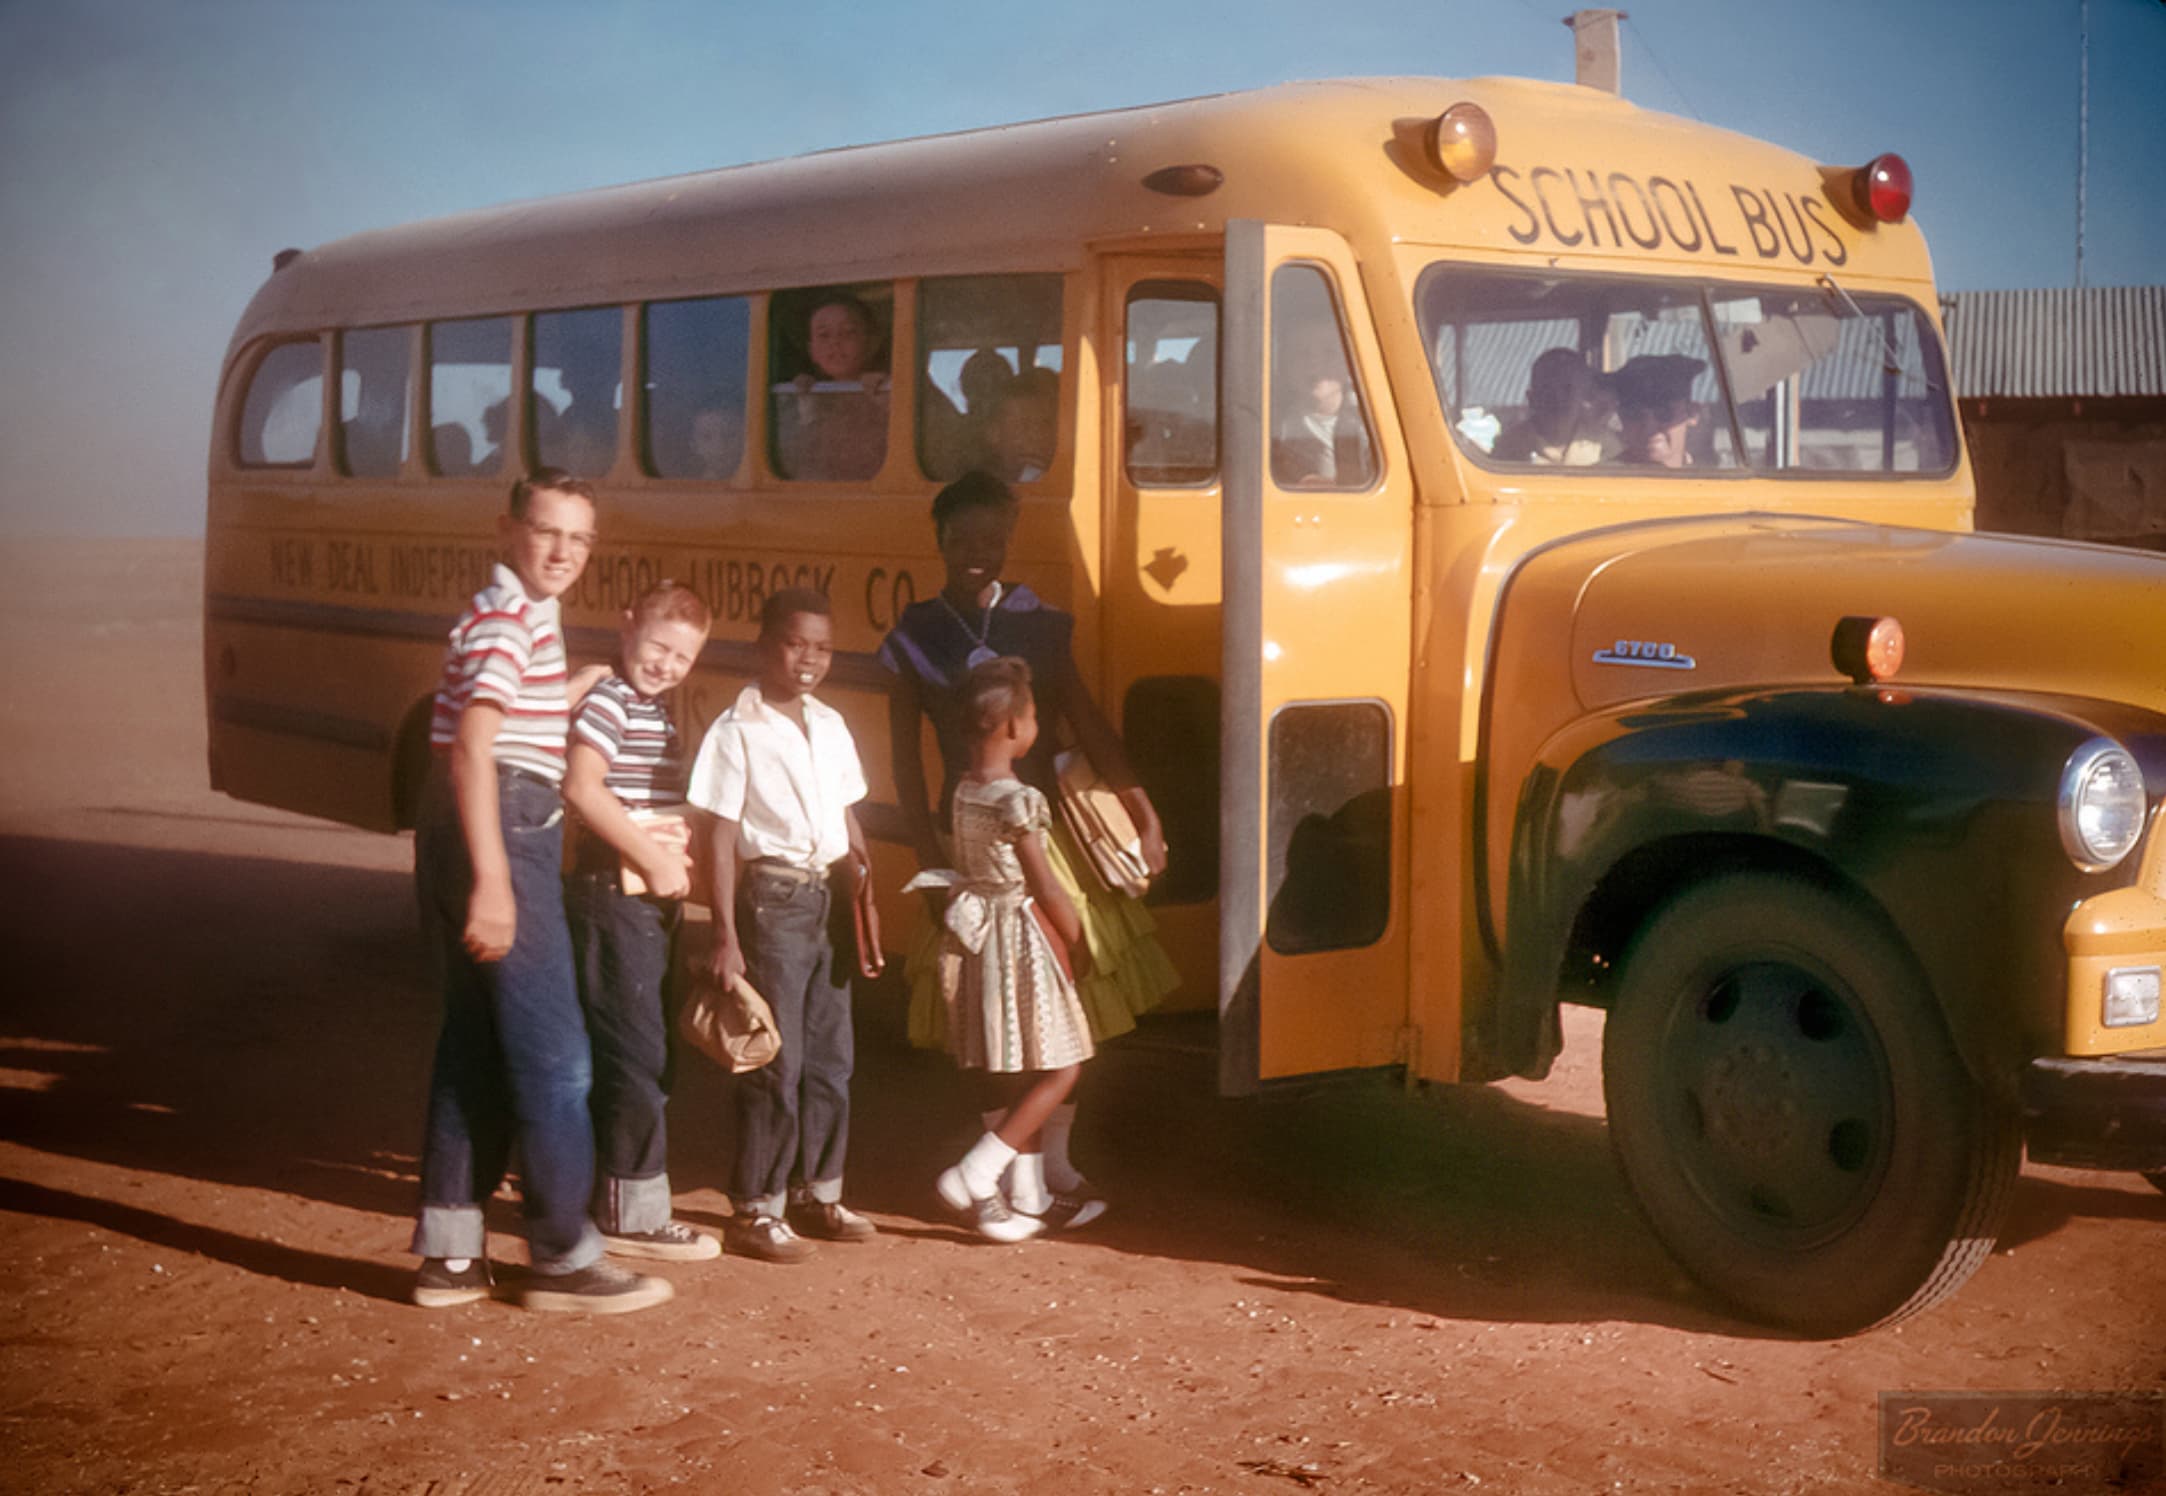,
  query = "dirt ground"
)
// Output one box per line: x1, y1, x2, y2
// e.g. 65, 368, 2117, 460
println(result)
1, 539, 2160, 1496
